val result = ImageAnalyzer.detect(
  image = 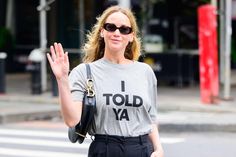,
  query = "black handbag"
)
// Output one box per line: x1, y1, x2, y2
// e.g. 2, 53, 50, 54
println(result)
68, 64, 96, 144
